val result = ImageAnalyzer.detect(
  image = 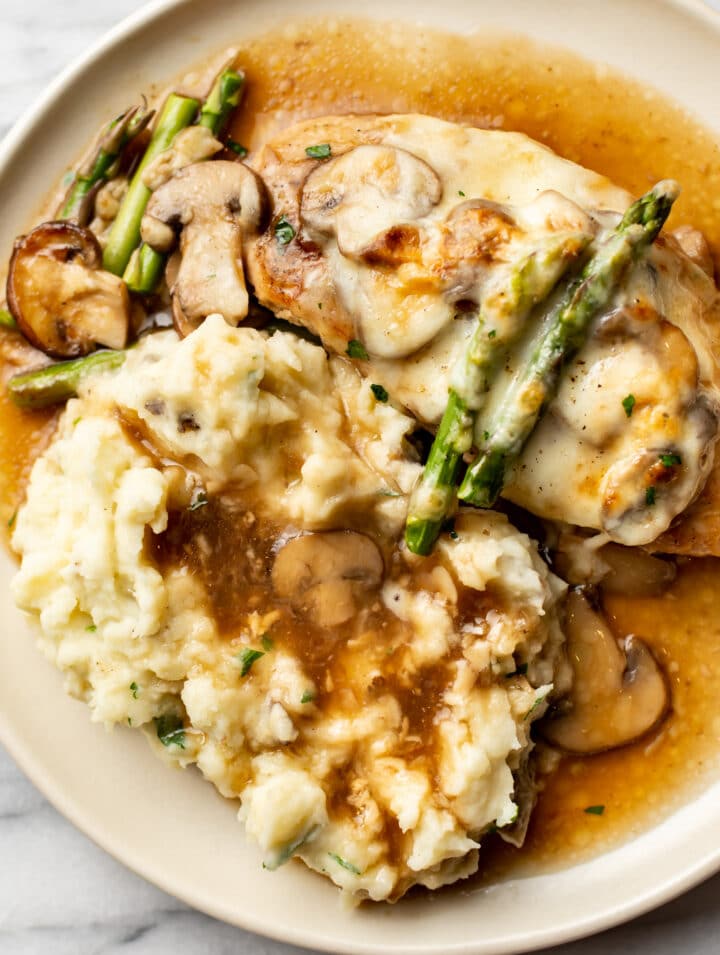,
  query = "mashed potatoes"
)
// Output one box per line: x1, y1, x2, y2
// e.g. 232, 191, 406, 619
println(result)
12, 316, 568, 901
